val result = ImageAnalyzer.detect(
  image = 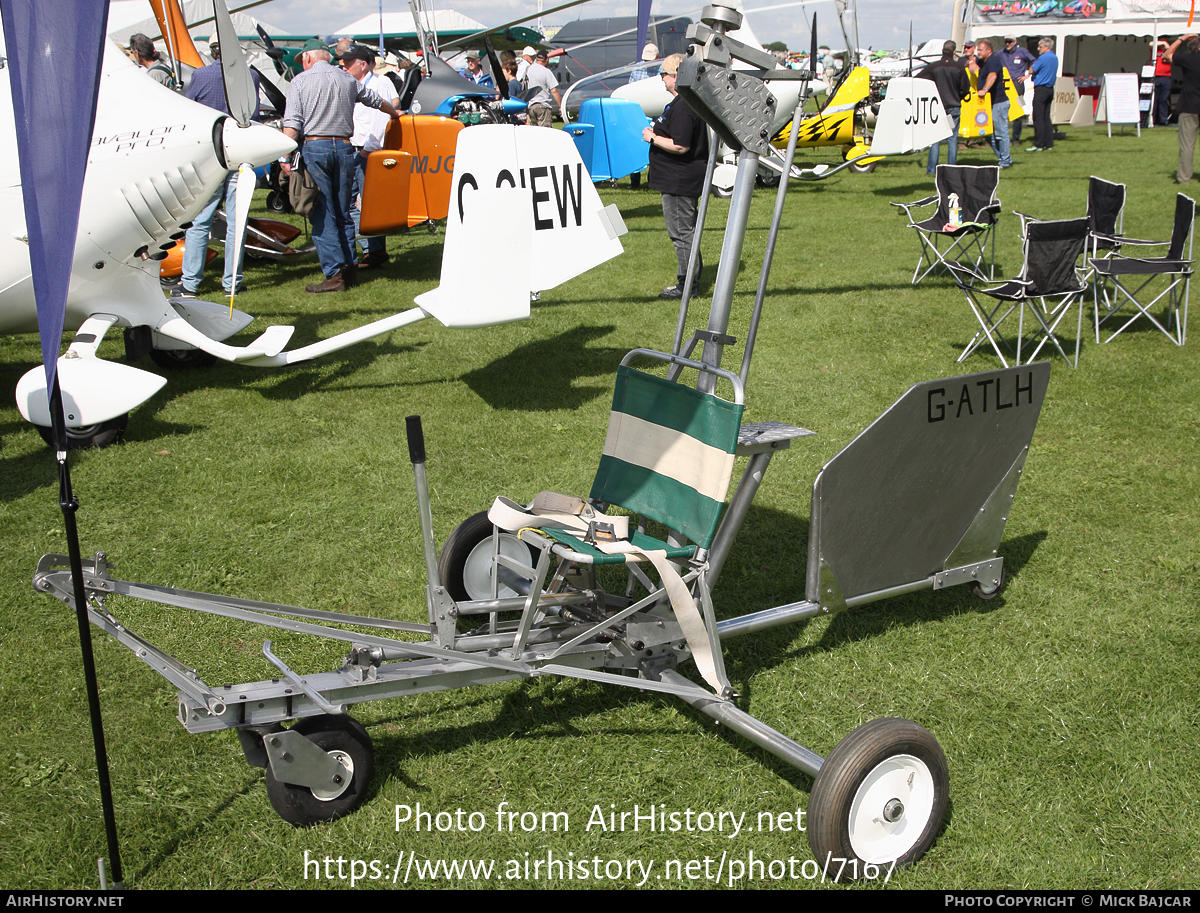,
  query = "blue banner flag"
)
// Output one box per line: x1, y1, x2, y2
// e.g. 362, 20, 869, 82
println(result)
636, 0, 652, 62
1, 0, 110, 393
